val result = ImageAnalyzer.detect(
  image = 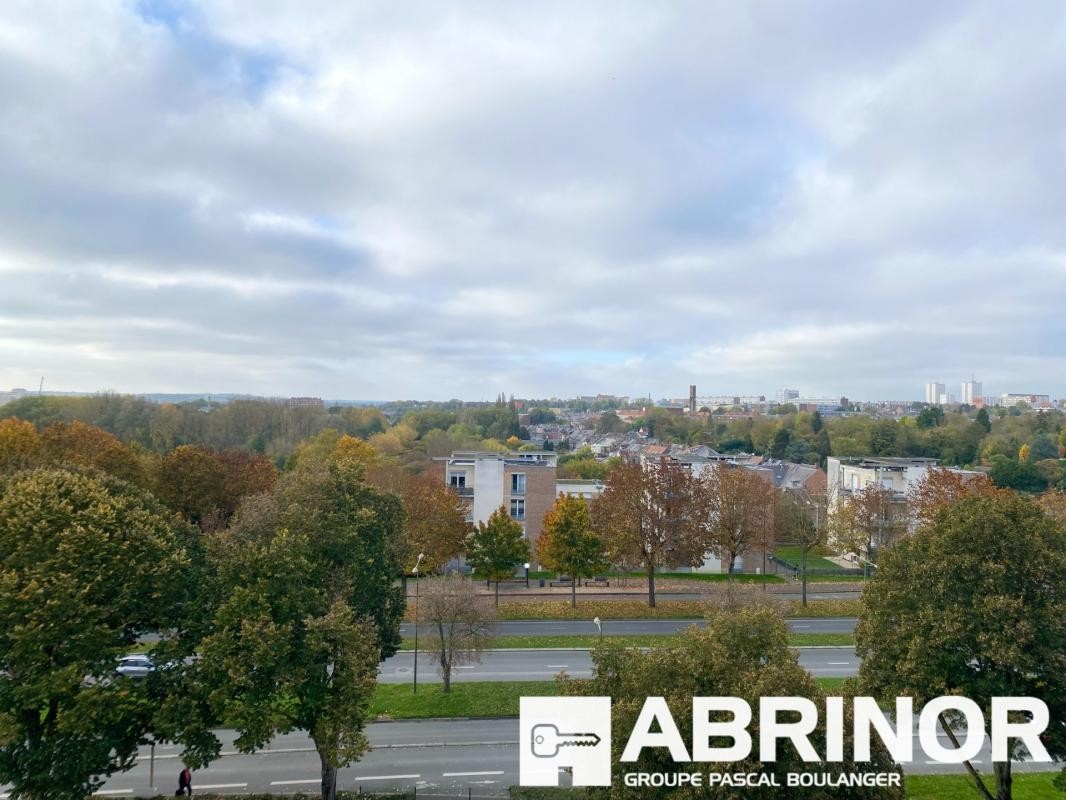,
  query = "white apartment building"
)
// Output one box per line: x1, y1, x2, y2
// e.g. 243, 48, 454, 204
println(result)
826, 456, 939, 510
961, 380, 982, 405
775, 388, 800, 404
925, 382, 945, 405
